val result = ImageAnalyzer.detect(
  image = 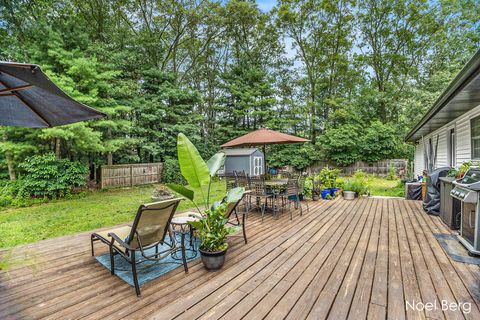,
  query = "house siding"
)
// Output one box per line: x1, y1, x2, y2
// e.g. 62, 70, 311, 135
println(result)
224, 156, 251, 175
414, 142, 424, 177
414, 103, 480, 175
